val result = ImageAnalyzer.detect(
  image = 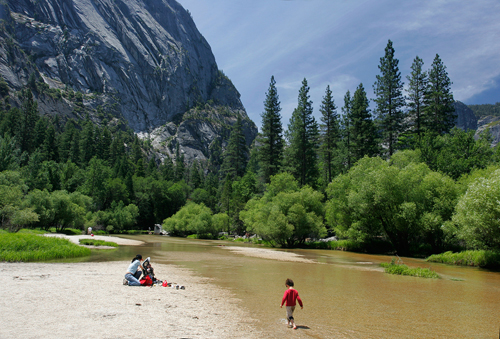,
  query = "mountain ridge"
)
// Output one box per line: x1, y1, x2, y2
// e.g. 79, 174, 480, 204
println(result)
0, 0, 257, 163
